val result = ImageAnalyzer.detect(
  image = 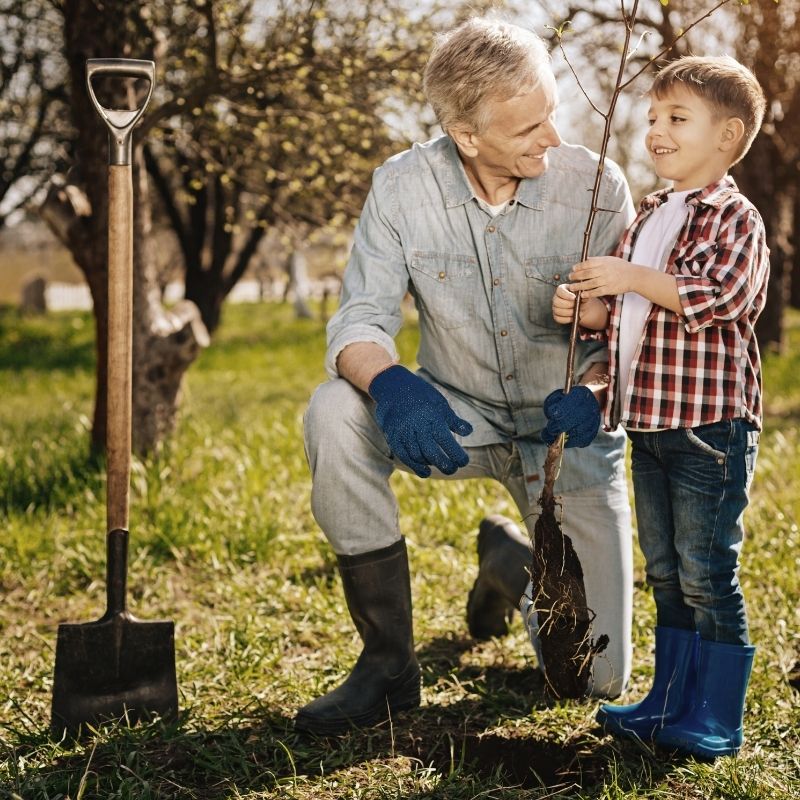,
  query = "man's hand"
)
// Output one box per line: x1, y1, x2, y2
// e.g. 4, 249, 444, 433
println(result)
369, 365, 473, 478
541, 386, 601, 449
